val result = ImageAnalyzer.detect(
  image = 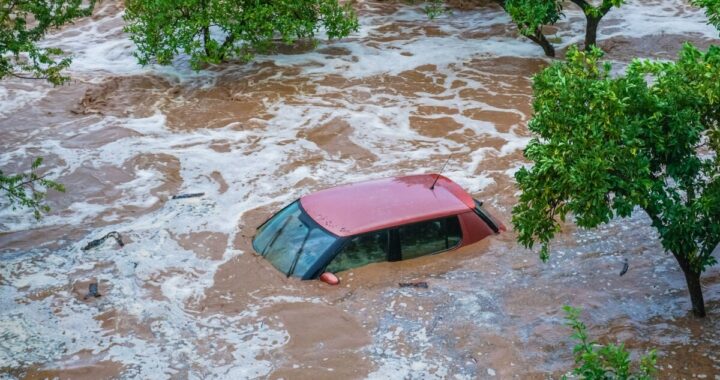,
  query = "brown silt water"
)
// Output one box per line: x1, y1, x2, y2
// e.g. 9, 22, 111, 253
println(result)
1, 1, 719, 378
